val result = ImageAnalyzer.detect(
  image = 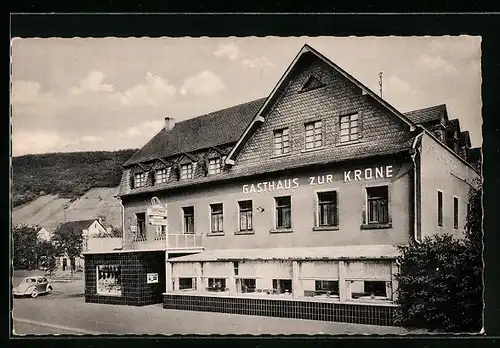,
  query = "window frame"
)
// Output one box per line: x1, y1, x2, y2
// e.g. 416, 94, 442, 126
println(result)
182, 206, 195, 234
96, 264, 122, 297
274, 196, 292, 230
273, 127, 291, 155
316, 190, 339, 227
209, 203, 224, 234
238, 200, 253, 232
339, 113, 360, 143
364, 184, 391, 226
134, 172, 147, 188
453, 195, 459, 230
155, 168, 169, 184
178, 277, 196, 291
180, 163, 193, 180
208, 157, 222, 175
437, 190, 444, 227
304, 120, 323, 150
